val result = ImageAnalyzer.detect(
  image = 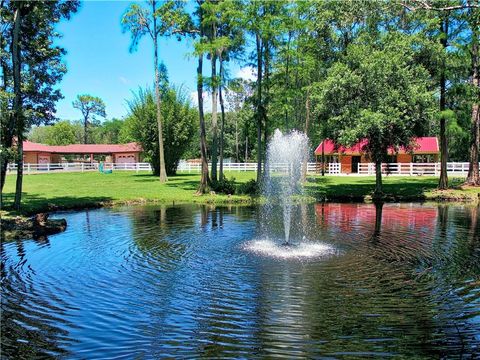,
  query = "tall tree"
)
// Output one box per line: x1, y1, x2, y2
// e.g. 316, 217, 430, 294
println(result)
0, 0, 79, 209
401, 0, 480, 188
313, 33, 435, 196
465, 3, 480, 185
194, 0, 210, 193
72, 94, 106, 144
122, 0, 187, 183
244, 1, 284, 183
122, 85, 197, 175
11, 2, 22, 210
216, 0, 243, 181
